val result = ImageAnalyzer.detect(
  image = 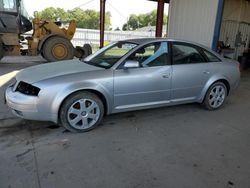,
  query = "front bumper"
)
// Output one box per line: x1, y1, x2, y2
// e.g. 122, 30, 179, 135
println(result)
5, 86, 41, 121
